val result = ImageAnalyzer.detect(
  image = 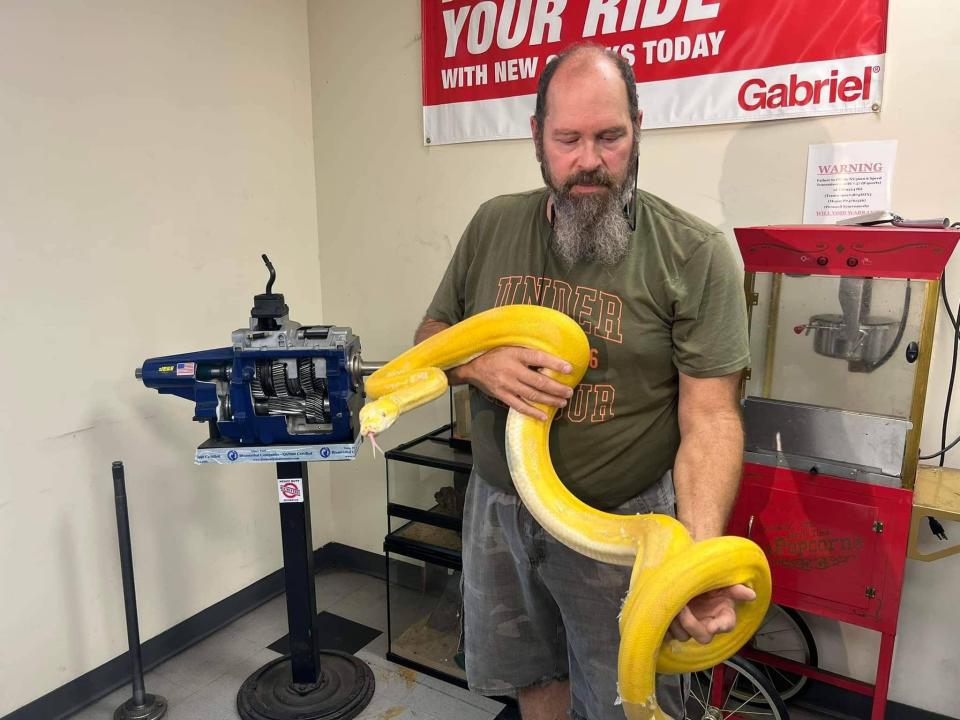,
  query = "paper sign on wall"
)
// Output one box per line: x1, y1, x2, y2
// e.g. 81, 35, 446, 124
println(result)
803, 141, 898, 224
